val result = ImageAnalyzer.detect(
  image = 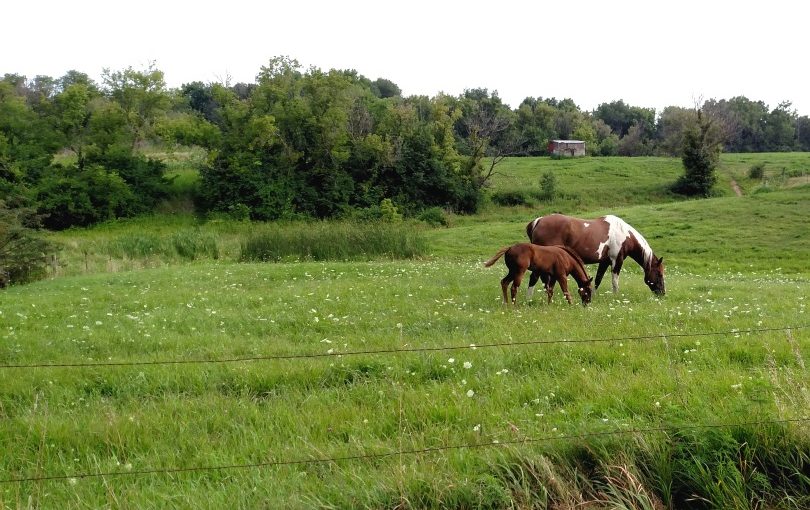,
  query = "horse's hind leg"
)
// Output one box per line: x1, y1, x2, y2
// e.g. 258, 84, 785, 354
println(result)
611, 258, 624, 293
545, 278, 555, 304
510, 271, 525, 305
500, 274, 513, 305
526, 270, 542, 300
